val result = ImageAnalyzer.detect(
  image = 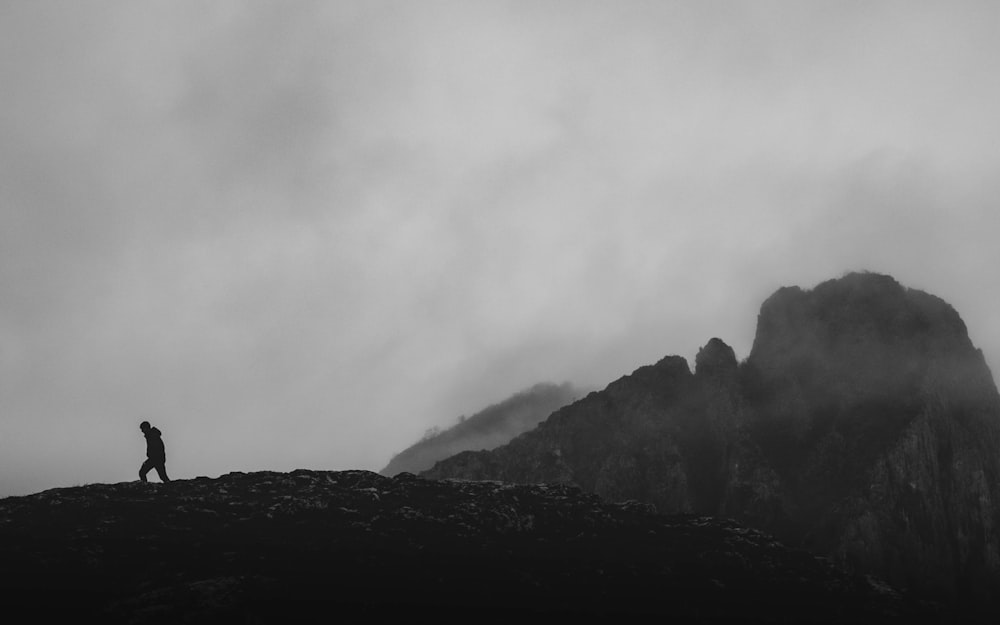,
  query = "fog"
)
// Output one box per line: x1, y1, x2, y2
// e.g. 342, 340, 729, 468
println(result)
2, 1, 999, 496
